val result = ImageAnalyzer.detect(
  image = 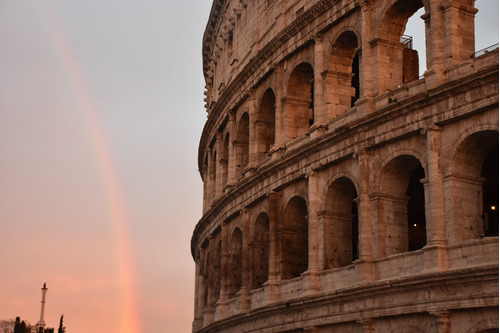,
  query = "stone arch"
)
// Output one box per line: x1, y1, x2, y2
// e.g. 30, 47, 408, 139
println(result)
327, 30, 360, 118
466, 319, 499, 333
375, 154, 427, 257
280, 196, 309, 280
376, 0, 426, 92
235, 112, 250, 178
227, 227, 243, 297
250, 212, 270, 289
323, 176, 359, 269
256, 88, 276, 163
448, 130, 499, 241
285, 62, 314, 141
